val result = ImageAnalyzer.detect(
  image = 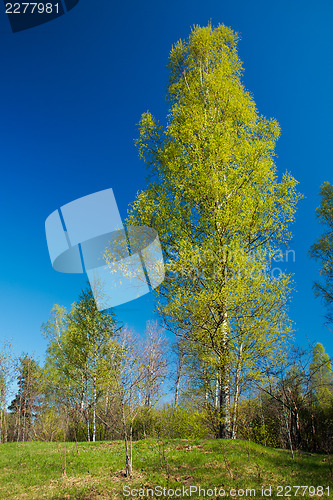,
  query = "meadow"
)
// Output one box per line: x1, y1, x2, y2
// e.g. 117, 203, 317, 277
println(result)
0, 439, 331, 499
